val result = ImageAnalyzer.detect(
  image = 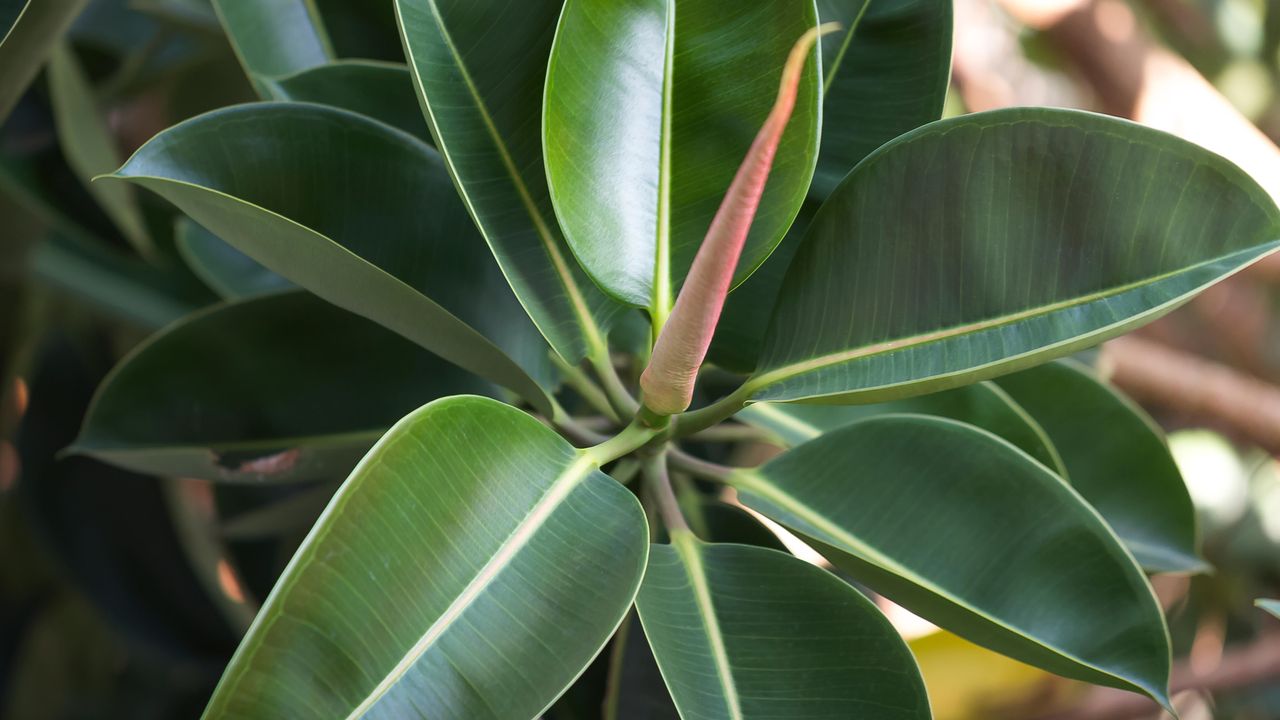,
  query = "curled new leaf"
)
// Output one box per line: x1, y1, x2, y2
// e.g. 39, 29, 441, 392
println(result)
641, 25, 836, 416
